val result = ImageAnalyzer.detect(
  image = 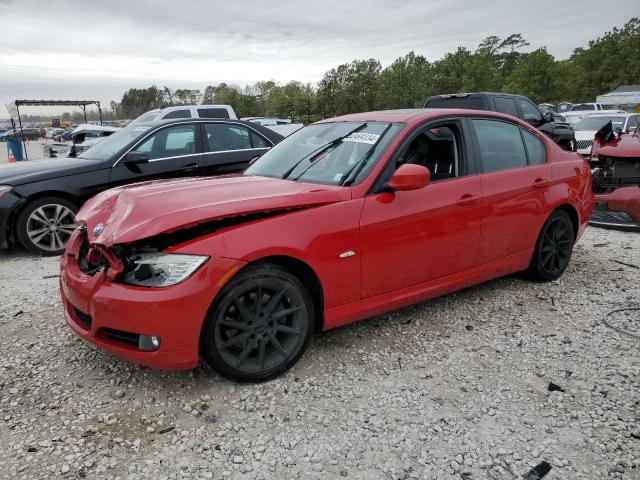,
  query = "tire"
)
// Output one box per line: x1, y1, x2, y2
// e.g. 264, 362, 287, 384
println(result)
201, 263, 314, 382
527, 210, 575, 282
16, 197, 78, 256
